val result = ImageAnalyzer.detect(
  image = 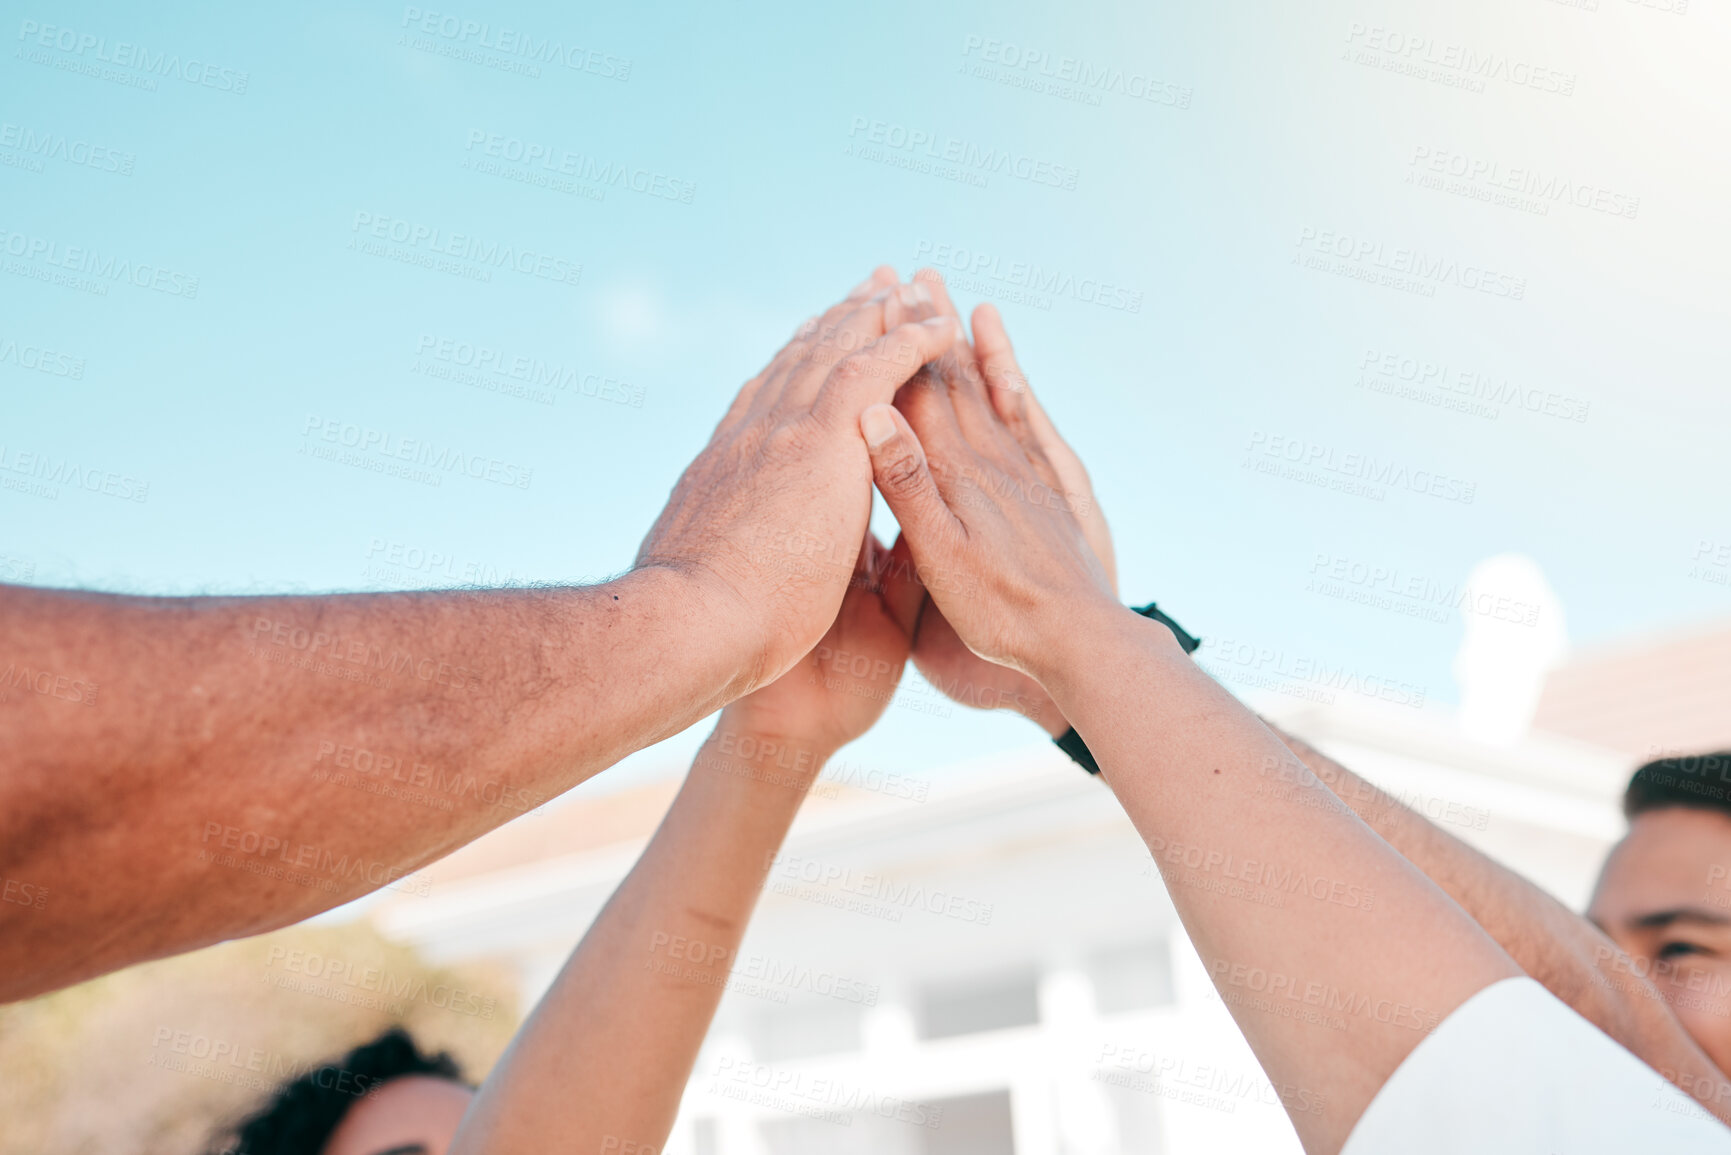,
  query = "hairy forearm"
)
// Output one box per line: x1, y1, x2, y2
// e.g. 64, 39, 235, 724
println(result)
0, 568, 749, 1001
1272, 725, 1731, 1122
1040, 613, 1517, 1155
450, 710, 831, 1154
